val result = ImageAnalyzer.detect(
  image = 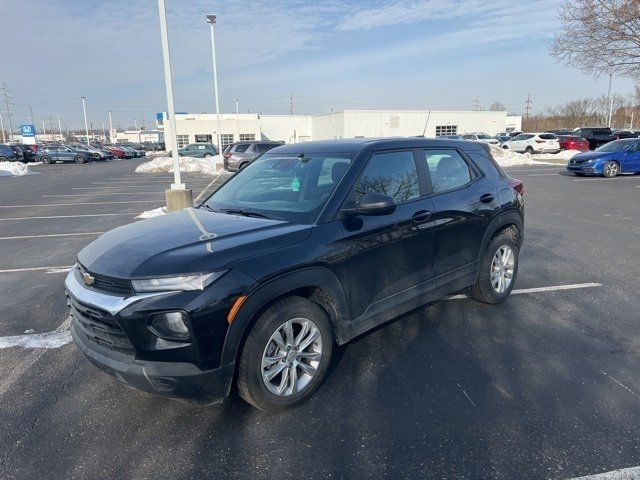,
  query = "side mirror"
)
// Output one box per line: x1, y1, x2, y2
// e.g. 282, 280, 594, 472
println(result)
343, 192, 397, 216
